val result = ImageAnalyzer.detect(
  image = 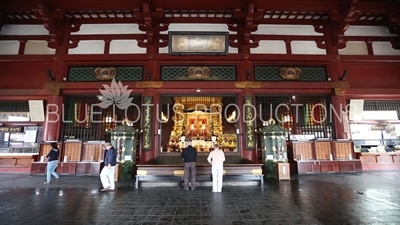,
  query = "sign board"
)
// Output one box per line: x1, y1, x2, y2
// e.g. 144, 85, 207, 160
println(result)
28, 100, 45, 122
168, 31, 229, 55
290, 134, 315, 141
0, 126, 23, 132
371, 124, 395, 131
0, 112, 30, 122
349, 100, 364, 121
363, 111, 398, 121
